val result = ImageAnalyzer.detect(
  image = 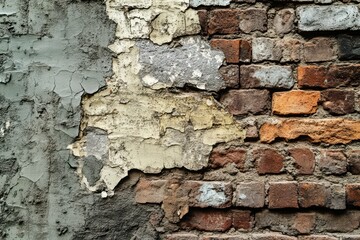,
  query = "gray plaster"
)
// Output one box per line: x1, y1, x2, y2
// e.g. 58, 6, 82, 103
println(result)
137, 37, 225, 92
